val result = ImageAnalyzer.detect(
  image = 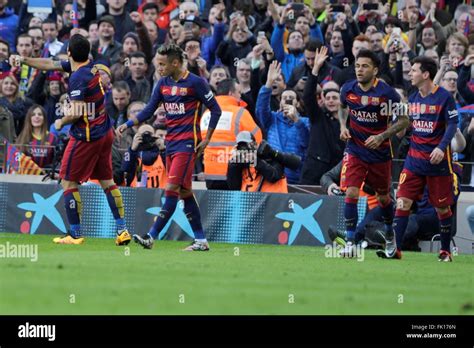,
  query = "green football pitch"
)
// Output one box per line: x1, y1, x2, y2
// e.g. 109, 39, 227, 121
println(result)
0, 233, 472, 315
